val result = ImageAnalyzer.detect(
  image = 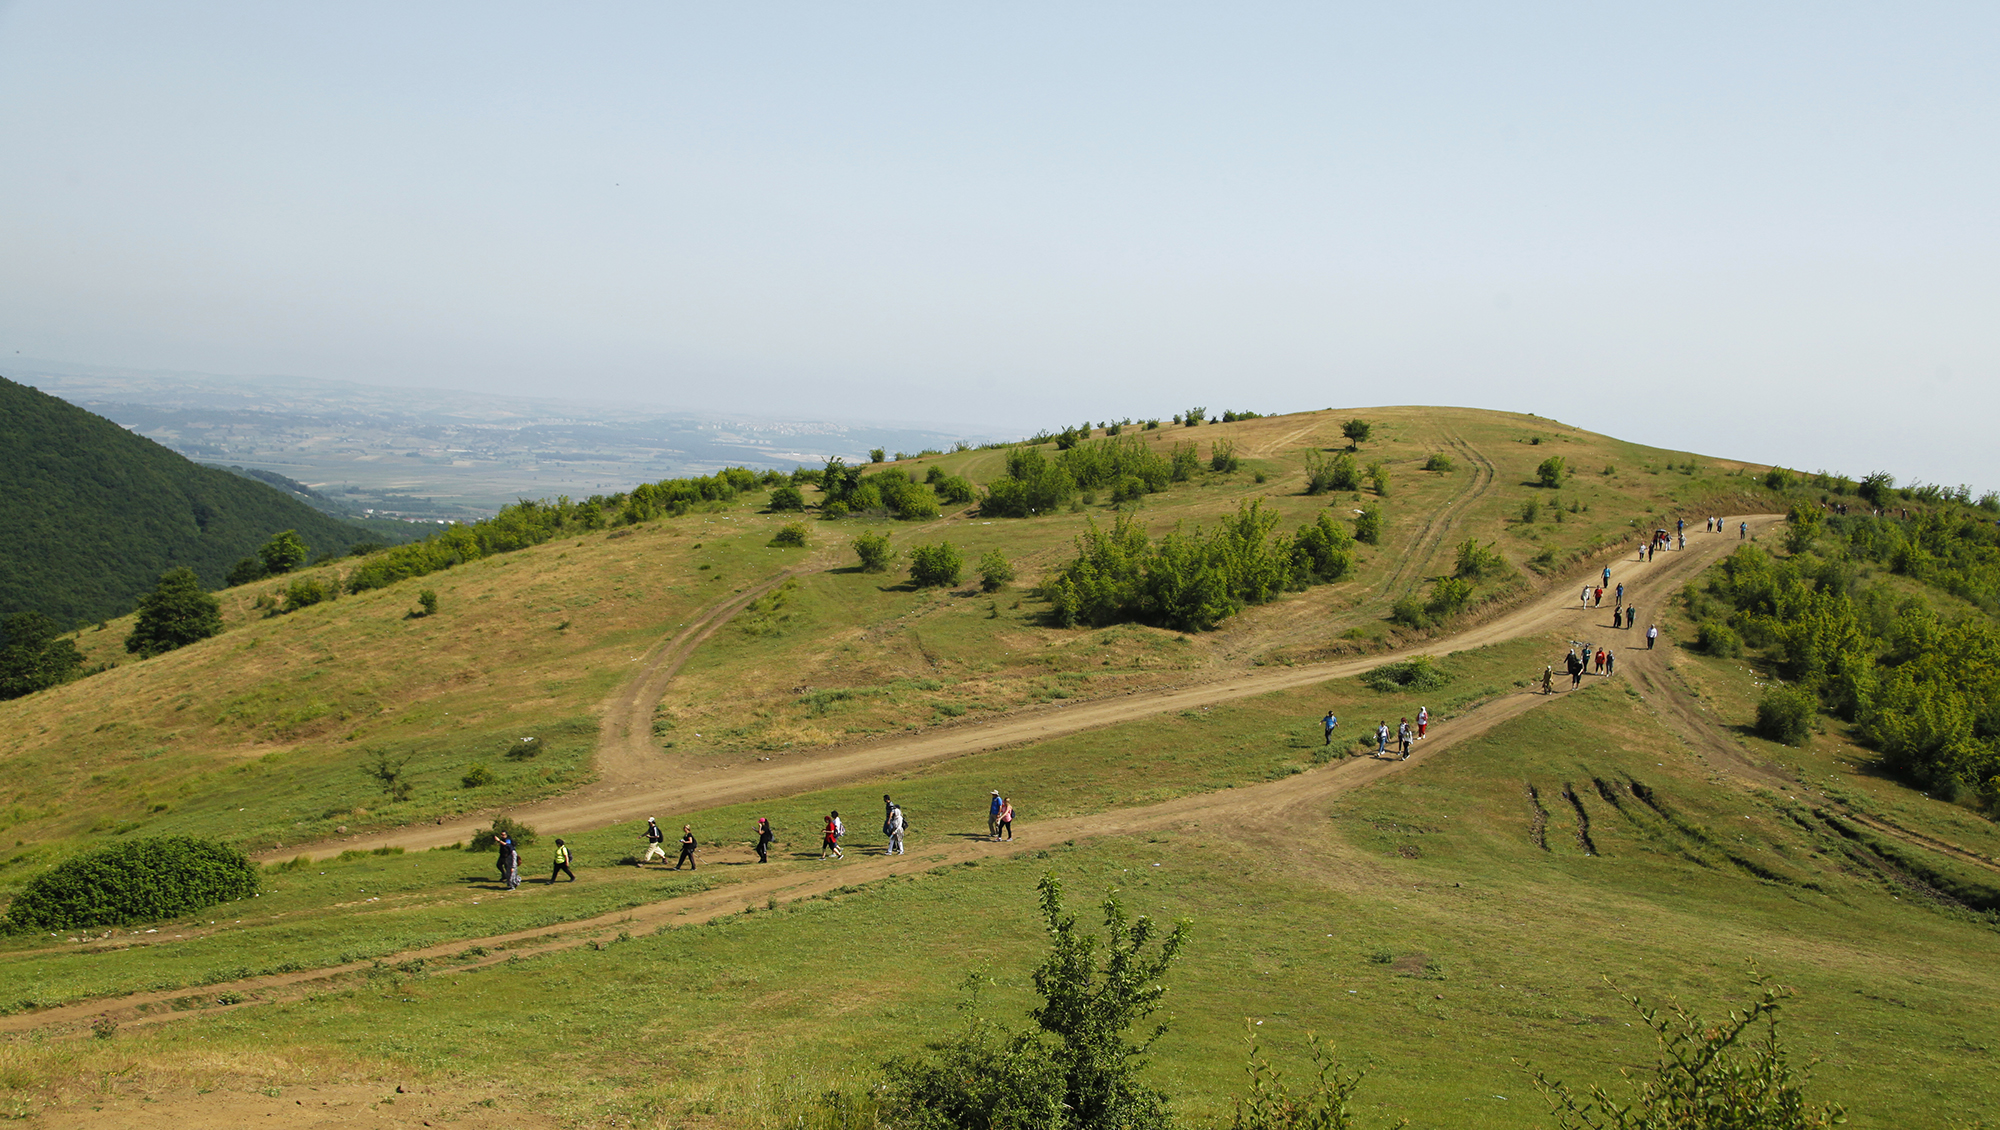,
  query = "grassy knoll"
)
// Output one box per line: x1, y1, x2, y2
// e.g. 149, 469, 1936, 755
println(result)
4, 681, 1991, 1127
